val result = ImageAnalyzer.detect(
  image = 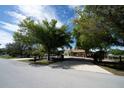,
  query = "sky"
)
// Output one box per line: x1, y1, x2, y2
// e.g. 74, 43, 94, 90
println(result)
0, 5, 77, 48
0, 5, 123, 50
